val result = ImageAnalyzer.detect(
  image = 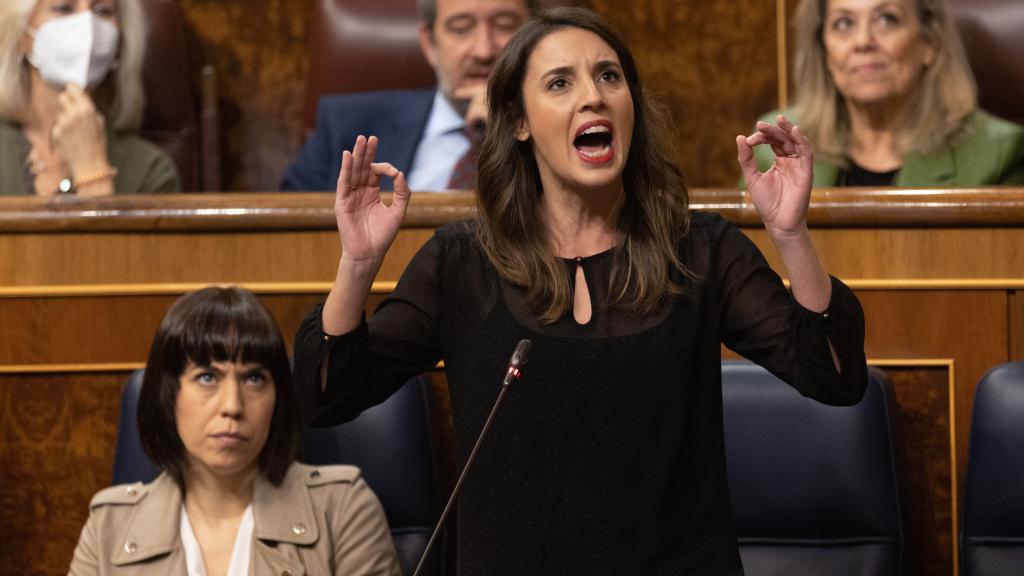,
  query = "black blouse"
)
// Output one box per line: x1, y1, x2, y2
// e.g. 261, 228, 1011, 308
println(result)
293, 211, 867, 576
838, 158, 900, 186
